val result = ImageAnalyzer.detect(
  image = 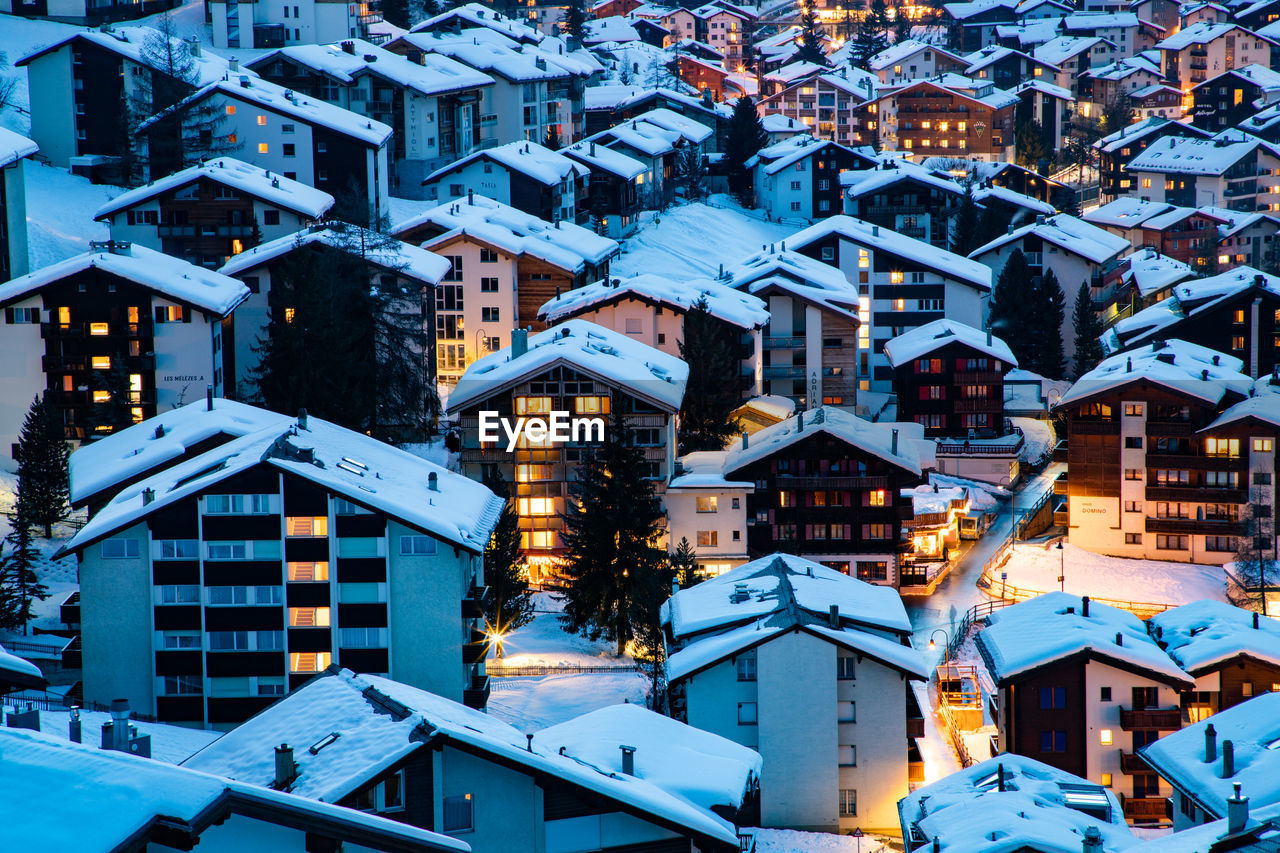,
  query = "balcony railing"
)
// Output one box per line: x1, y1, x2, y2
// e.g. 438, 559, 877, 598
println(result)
462, 629, 489, 664
41, 322, 152, 339
461, 584, 487, 620
1144, 485, 1246, 503
954, 371, 1004, 384
776, 475, 890, 490
1120, 794, 1170, 823
1120, 751, 1154, 774
1144, 517, 1246, 535
762, 365, 807, 379
763, 336, 806, 349
1119, 706, 1181, 730
463, 674, 491, 709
